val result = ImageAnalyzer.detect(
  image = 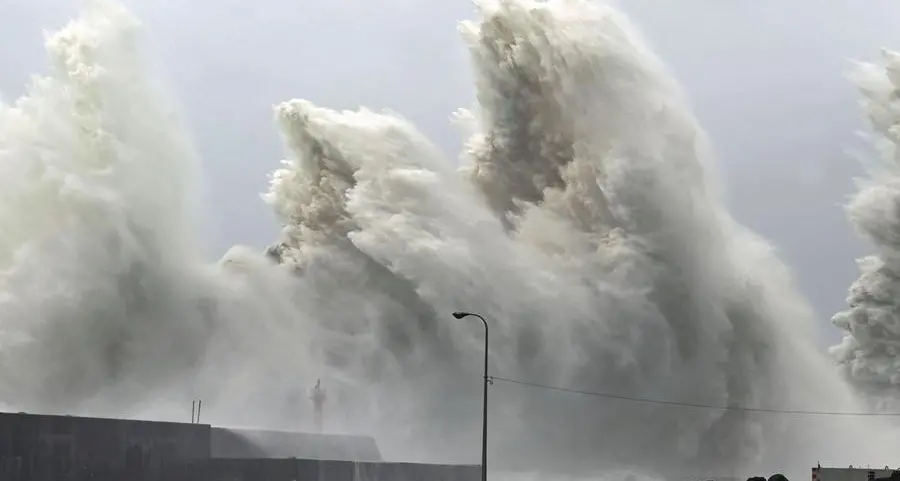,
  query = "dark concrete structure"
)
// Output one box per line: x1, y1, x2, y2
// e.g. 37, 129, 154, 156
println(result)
0, 412, 210, 480
0, 412, 474, 481
163, 459, 479, 481
211, 427, 382, 462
